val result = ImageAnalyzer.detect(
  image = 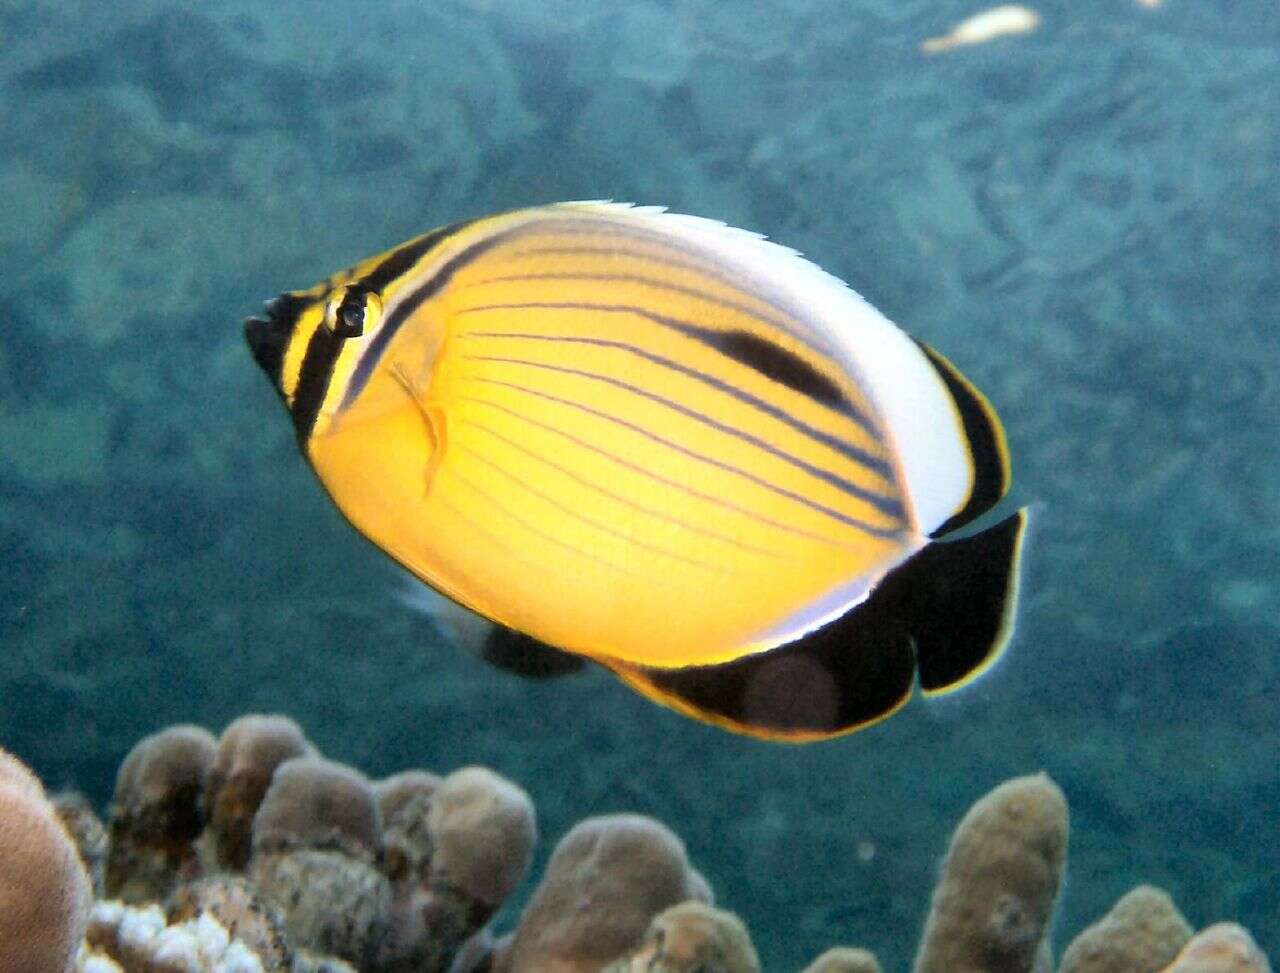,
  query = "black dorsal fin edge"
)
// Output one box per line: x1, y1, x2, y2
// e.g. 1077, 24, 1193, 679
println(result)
916, 340, 1011, 538
602, 506, 1031, 742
